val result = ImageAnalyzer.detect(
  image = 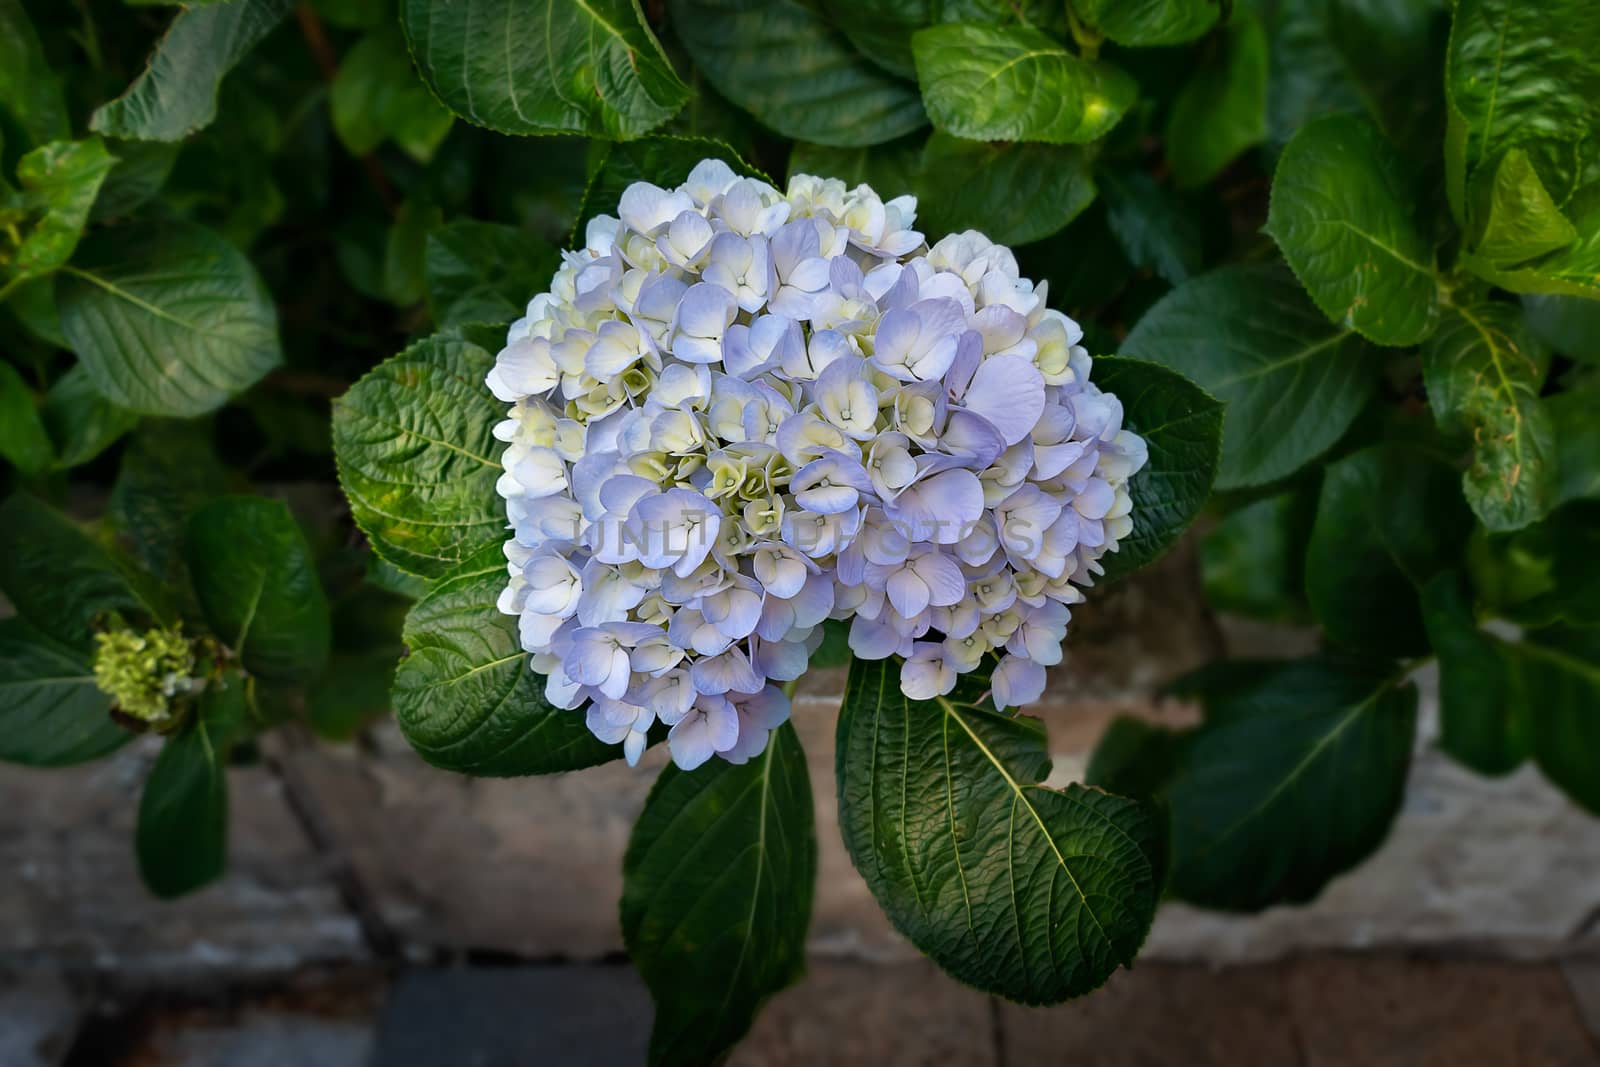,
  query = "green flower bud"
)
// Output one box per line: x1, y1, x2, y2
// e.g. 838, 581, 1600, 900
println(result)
91, 624, 202, 725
